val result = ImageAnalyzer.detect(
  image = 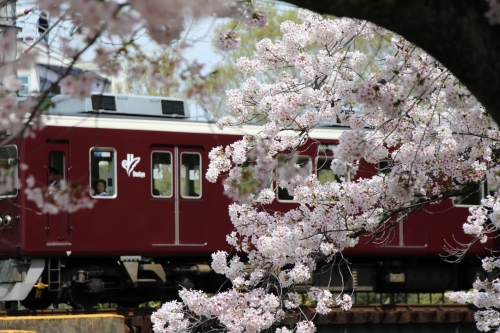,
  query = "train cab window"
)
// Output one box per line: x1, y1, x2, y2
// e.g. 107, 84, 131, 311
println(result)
180, 153, 201, 198
48, 151, 65, 185
0, 145, 18, 197
152, 152, 172, 197
277, 155, 311, 202
90, 148, 116, 198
